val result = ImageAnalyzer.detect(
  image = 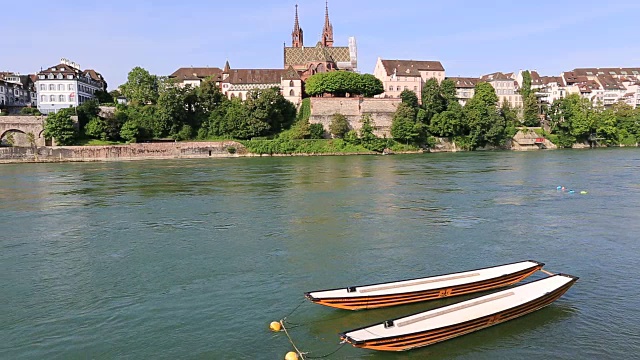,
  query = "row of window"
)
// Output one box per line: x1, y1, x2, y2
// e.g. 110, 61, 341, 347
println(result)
41, 95, 73, 102
497, 89, 515, 95
40, 73, 75, 80
388, 86, 419, 92
37, 83, 96, 94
